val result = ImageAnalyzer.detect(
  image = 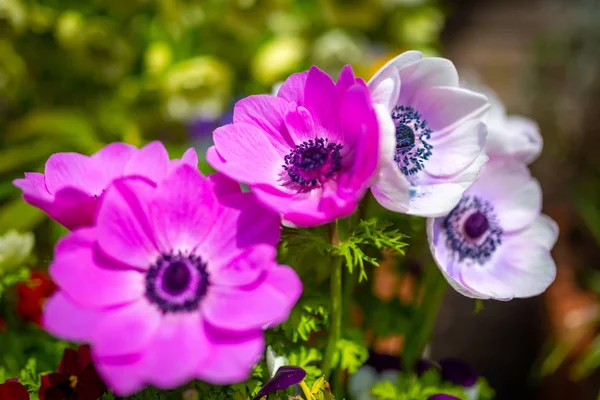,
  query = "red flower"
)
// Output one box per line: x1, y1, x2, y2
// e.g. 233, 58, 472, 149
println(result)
16, 271, 57, 325
0, 379, 30, 400
39, 345, 107, 400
